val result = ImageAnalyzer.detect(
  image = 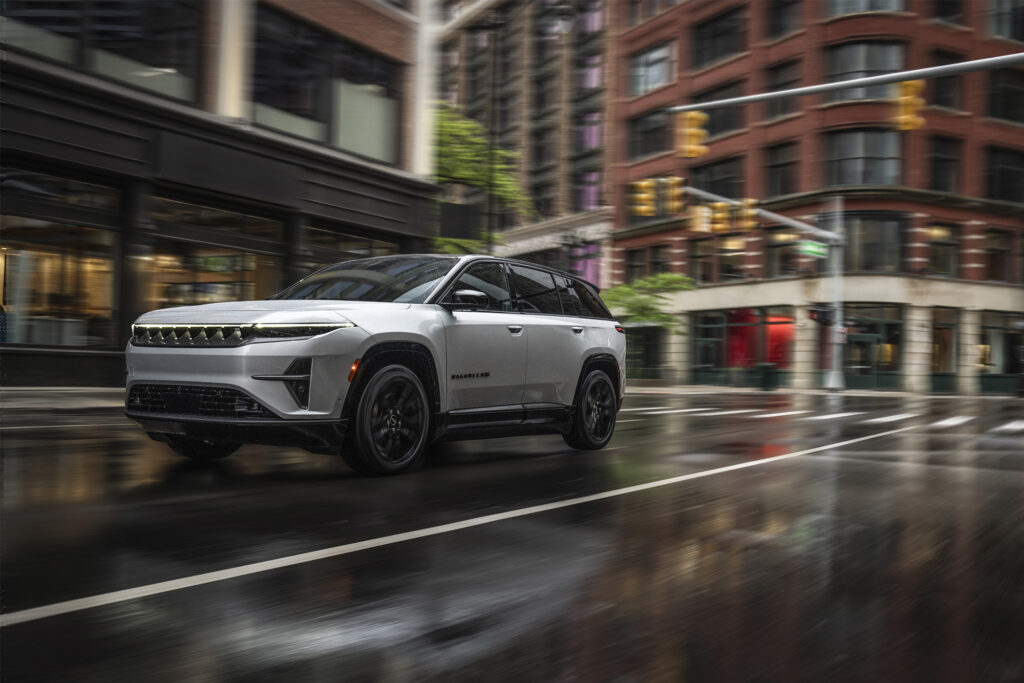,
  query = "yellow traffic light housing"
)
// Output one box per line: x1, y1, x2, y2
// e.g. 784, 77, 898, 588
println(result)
629, 179, 658, 216
893, 80, 925, 131
663, 176, 686, 215
690, 205, 711, 232
676, 111, 709, 158
737, 198, 758, 231
710, 202, 731, 232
